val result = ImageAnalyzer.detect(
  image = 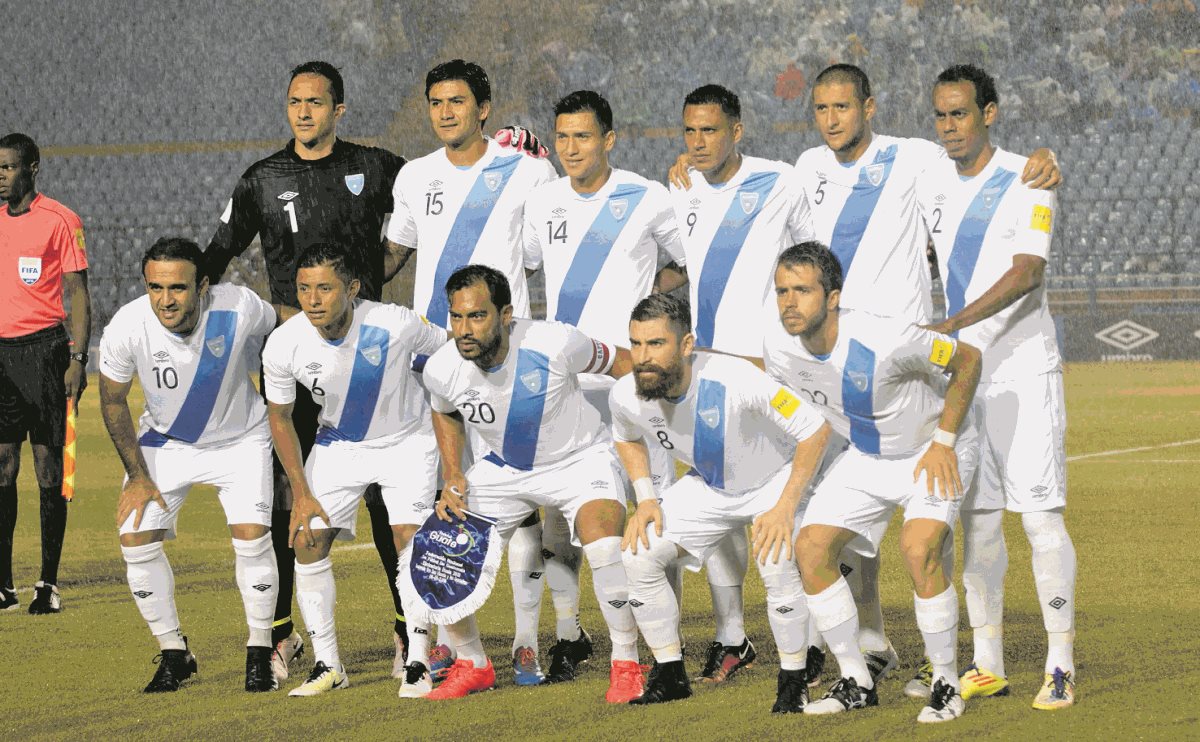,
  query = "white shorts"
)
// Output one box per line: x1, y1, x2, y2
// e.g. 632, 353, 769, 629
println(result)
465, 441, 625, 543
659, 465, 801, 569
801, 423, 981, 557
305, 428, 439, 540
965, 371, 1067, 513
119, 426, 272, 538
